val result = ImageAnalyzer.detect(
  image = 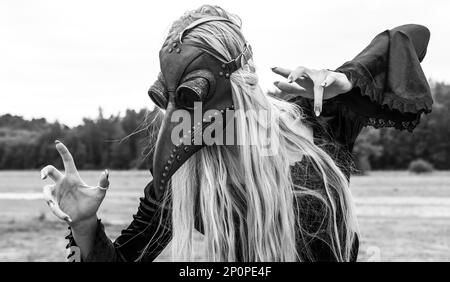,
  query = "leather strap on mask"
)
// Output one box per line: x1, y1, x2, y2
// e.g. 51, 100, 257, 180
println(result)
178, 16, 253, 73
